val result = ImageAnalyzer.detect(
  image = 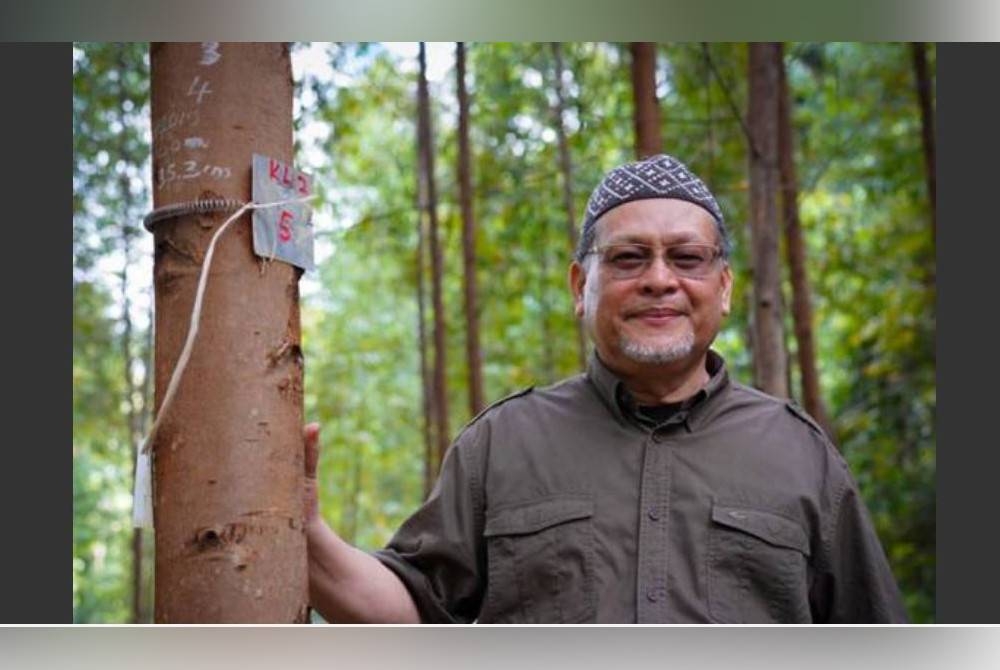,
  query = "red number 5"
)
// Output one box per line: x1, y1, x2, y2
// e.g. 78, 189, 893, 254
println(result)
278, 210, 294, 242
